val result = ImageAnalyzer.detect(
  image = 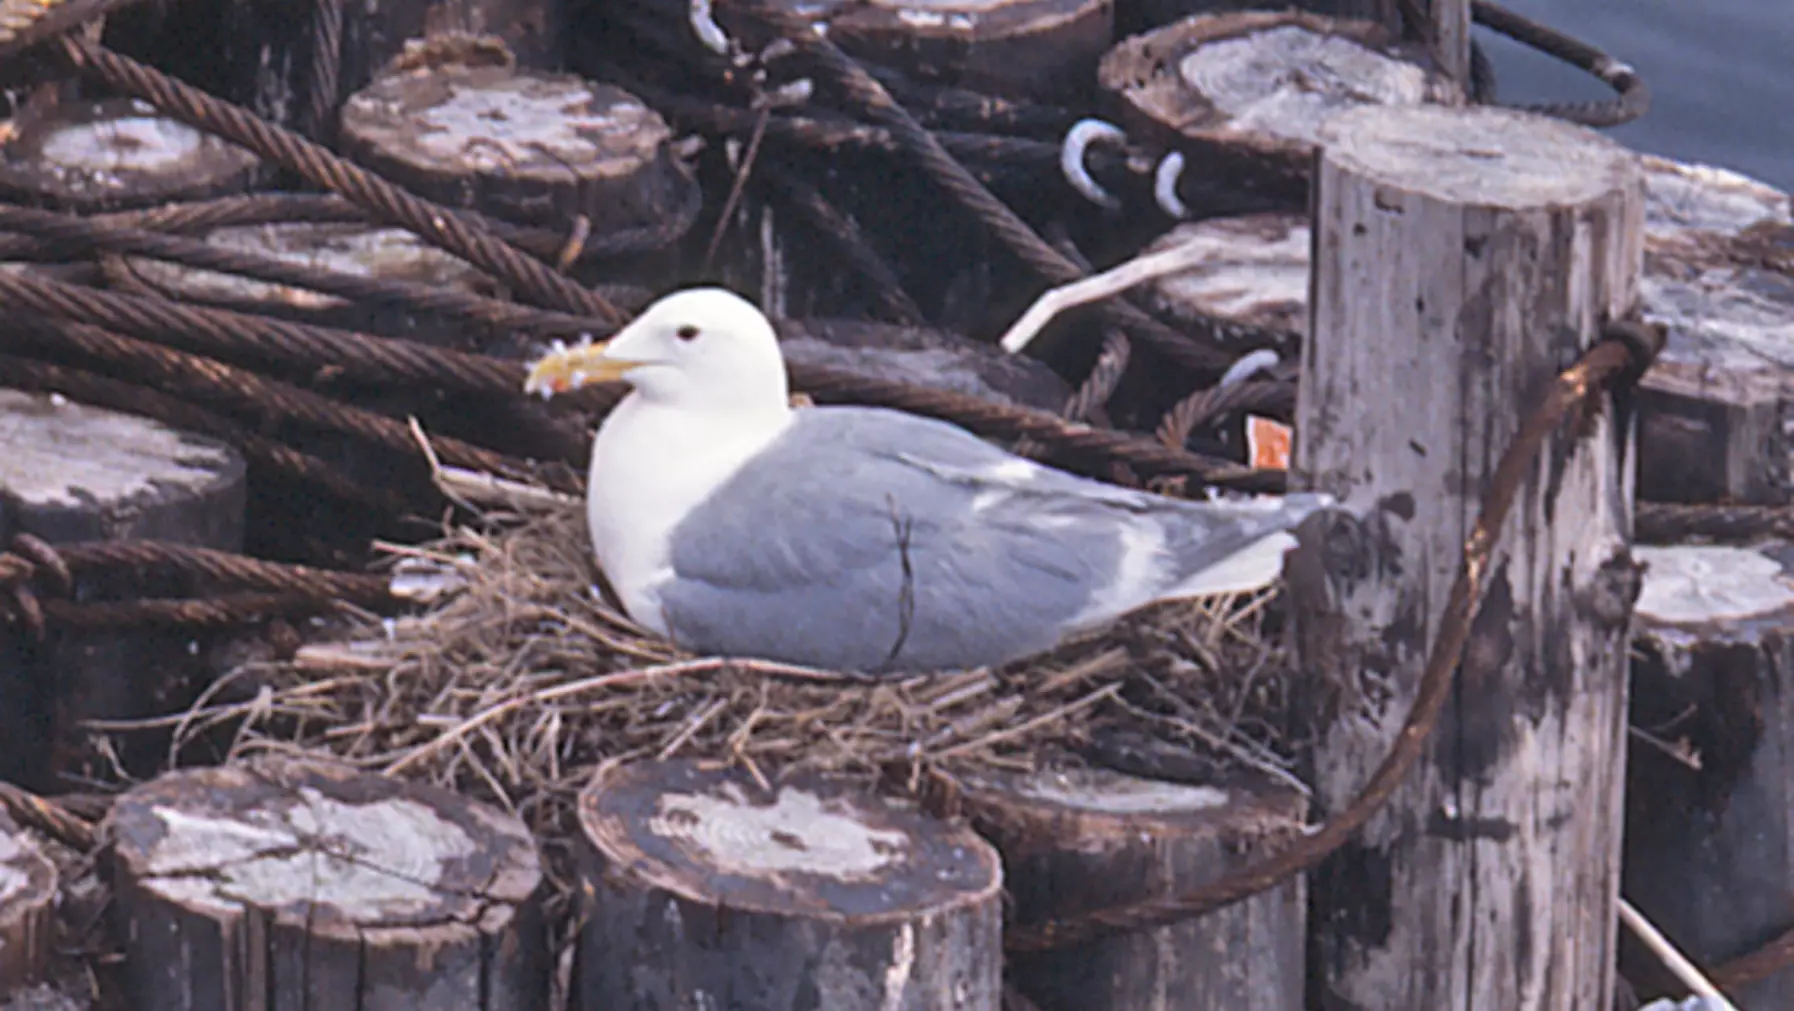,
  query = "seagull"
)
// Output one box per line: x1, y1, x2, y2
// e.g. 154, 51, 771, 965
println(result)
525, 287, 1327, 675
